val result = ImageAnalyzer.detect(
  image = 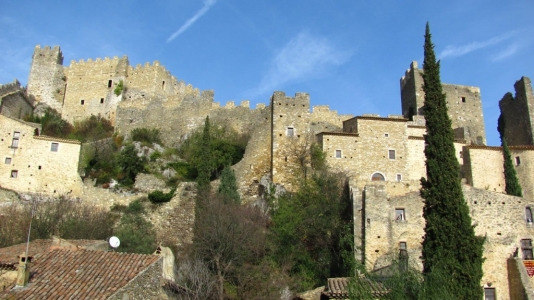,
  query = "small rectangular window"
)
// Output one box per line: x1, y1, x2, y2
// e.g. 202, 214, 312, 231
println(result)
396, 174, 402, 182
100, 98, 104, 104
399, 242, 408, 271
287, 127, 294, 137
516, 156, 521, 166
108, 80, 113, 88
484, 288, 495, 300
384, 133, 389, 137
527, 207, 533, 223
51, 143, 59, 152
522, 239, 533, 260
461, 97, 466, 103
81, 99, 85, 105
335, 150, 342, 158
5, 157, 11, 164
10, 170, 18, 178
11, 131, 20, 148
395, 208, 405, 221
389, 149, 396, 160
